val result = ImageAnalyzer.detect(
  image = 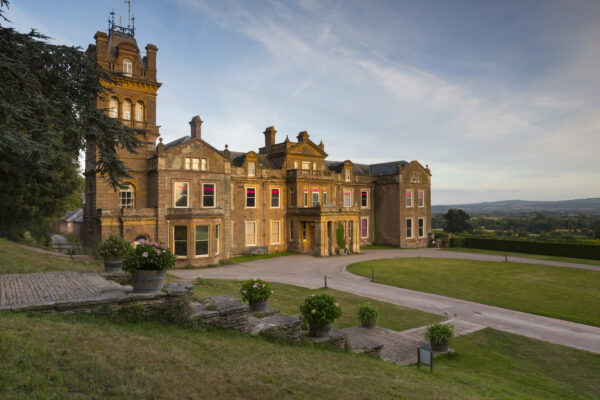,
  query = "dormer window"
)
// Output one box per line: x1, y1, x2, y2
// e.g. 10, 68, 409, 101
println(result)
345, 169, 351, 182
123, 58, 133, 77
247, 162, 255, 177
